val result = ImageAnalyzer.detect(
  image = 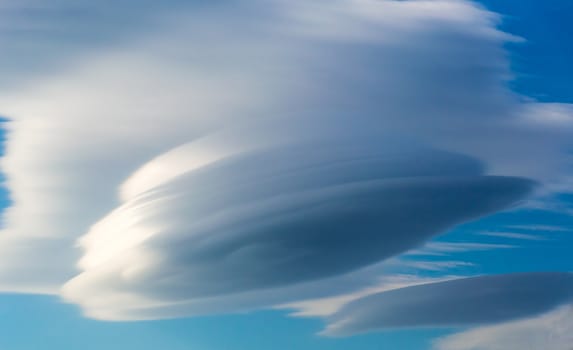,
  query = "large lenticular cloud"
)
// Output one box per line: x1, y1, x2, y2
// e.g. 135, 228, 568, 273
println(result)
0, 0, 570, 320
62, 129, 534, 319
